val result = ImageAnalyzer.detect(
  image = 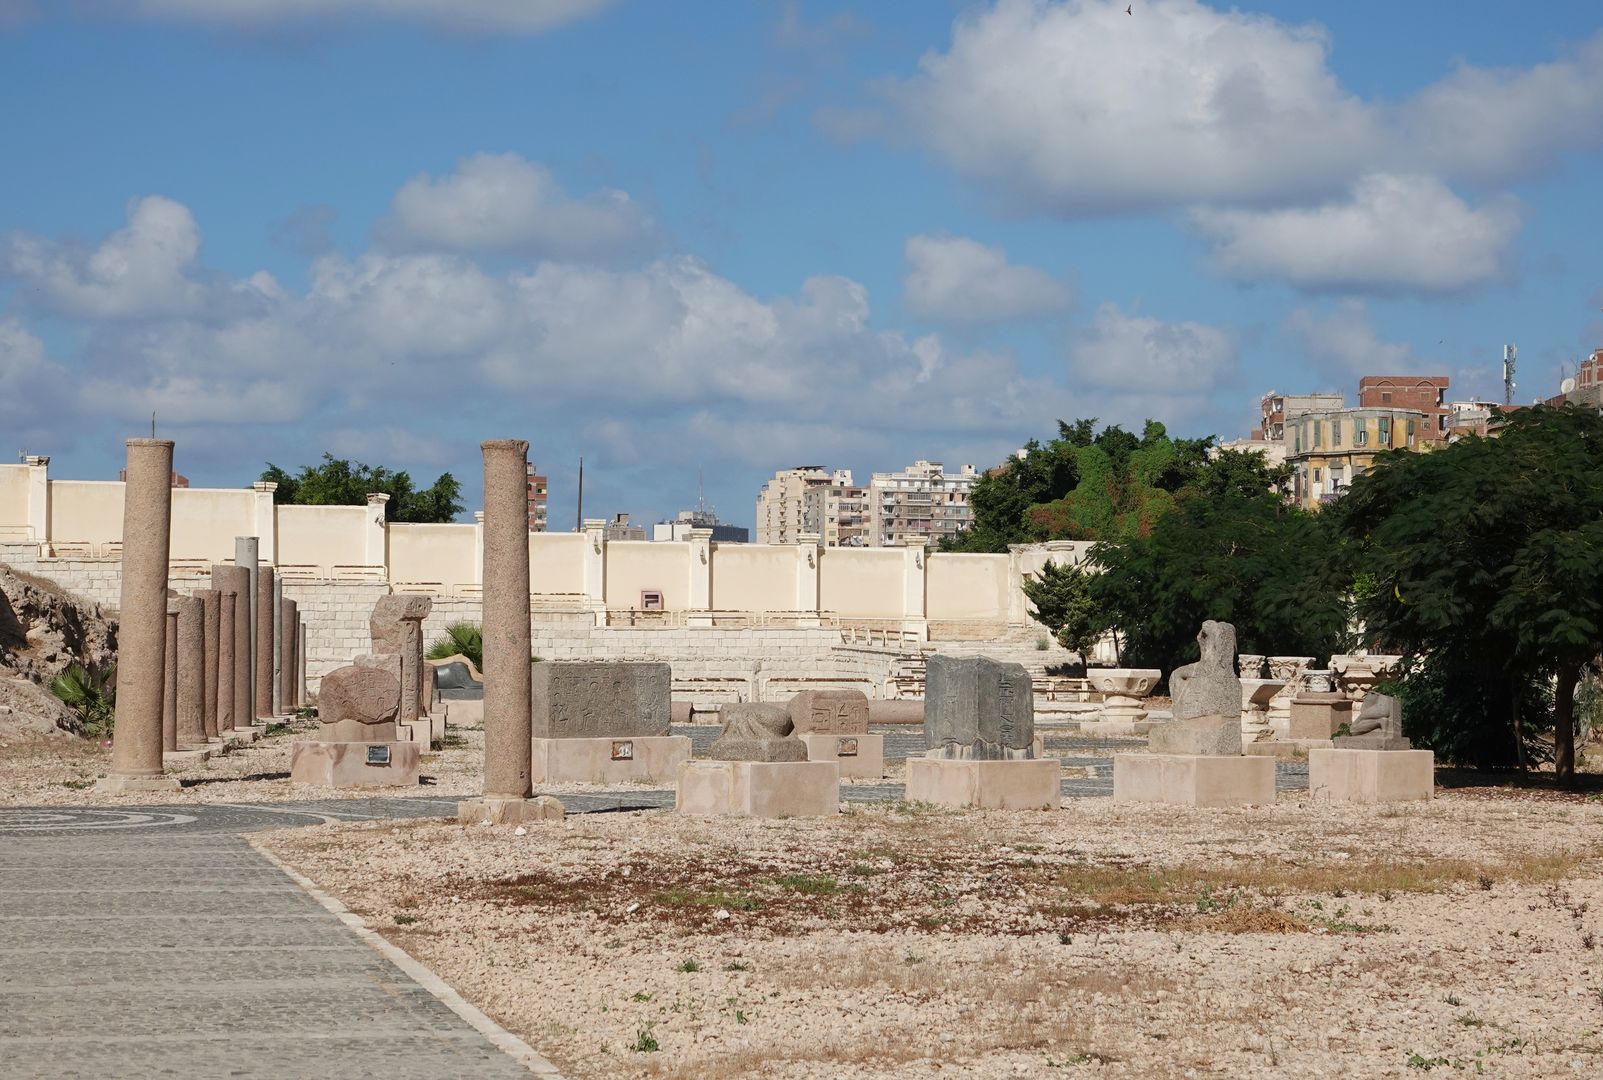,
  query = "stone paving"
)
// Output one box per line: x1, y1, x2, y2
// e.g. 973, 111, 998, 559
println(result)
0, 727, 1312, 1078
